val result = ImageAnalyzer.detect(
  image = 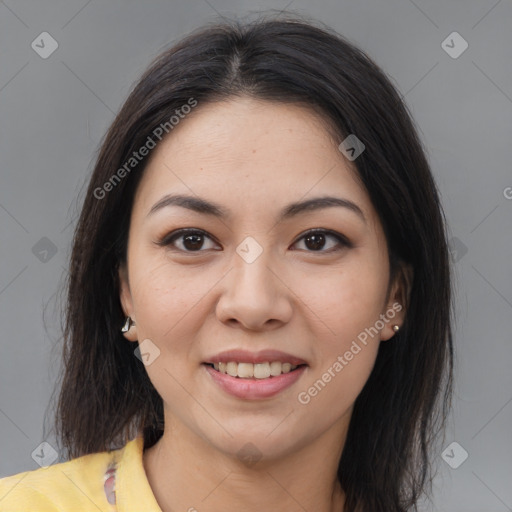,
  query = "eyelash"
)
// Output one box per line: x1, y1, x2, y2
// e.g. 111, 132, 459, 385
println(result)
155, 228, 352, 254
